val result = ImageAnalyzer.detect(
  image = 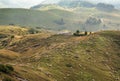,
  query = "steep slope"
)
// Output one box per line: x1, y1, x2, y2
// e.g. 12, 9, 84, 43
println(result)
0, 28, 119, 81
